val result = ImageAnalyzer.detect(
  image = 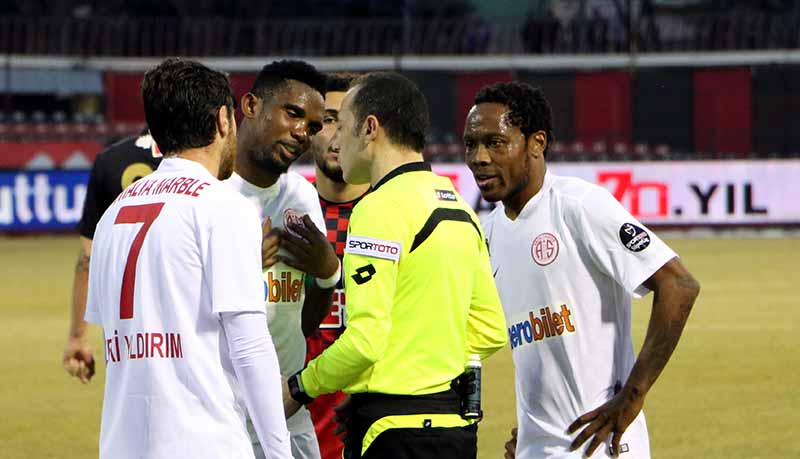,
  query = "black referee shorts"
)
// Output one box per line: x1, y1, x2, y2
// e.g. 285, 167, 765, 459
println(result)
344, 390, 477, 459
